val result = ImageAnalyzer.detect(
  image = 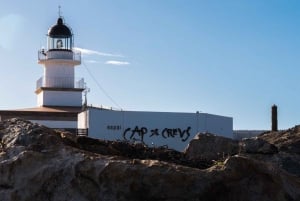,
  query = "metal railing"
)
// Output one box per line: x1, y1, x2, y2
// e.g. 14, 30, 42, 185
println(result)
36, 77, 85, 89
38, 49, 81, 62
